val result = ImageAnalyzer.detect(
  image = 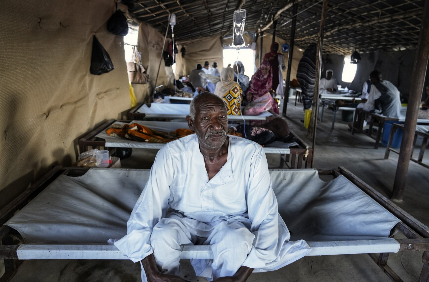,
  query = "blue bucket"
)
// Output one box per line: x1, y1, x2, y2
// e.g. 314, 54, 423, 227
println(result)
381, 120, 403, 148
